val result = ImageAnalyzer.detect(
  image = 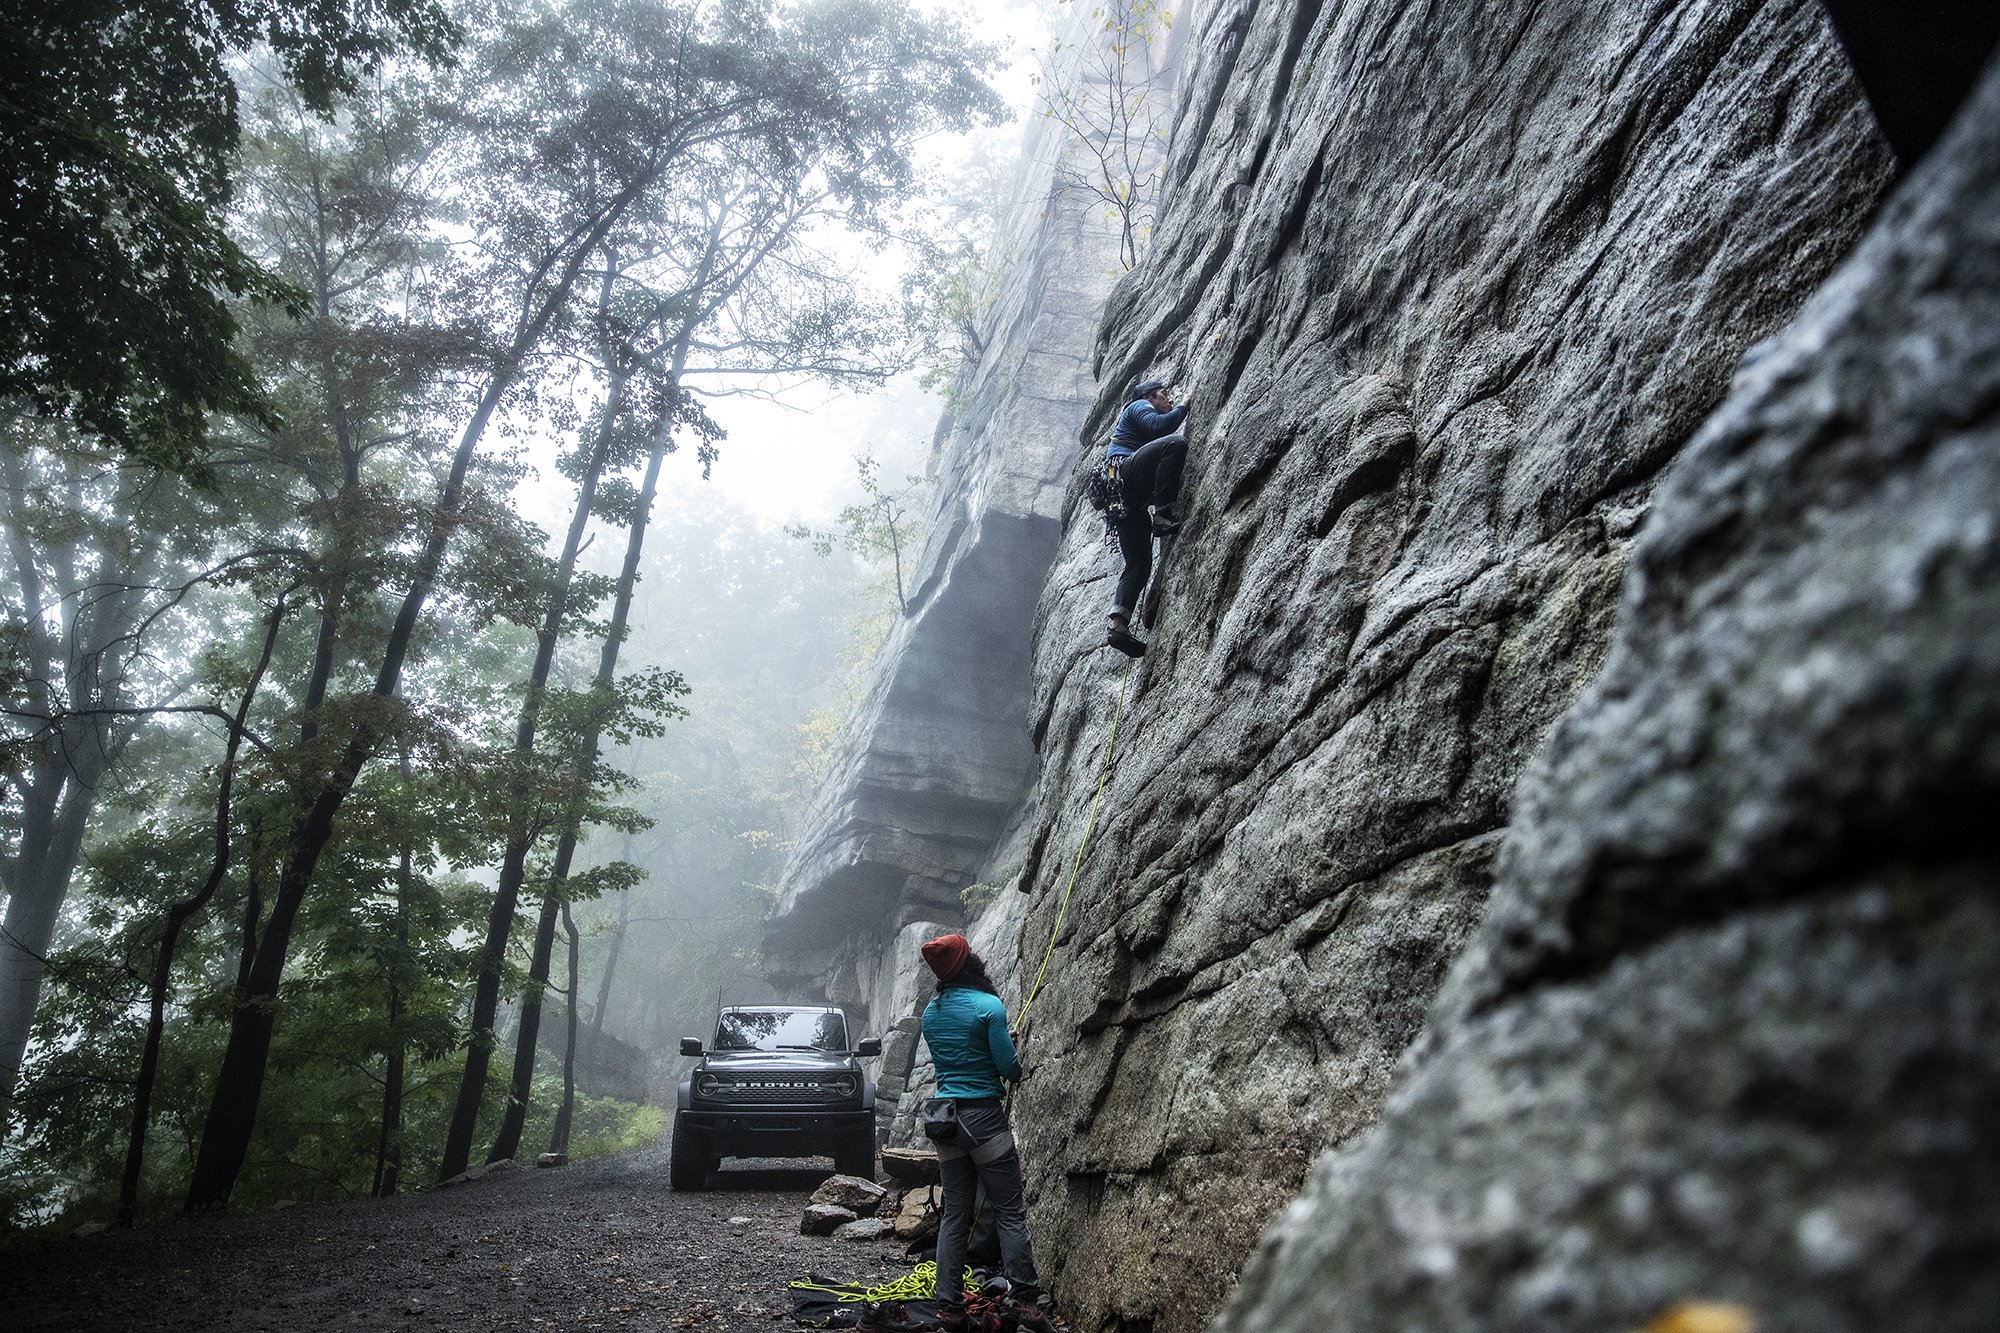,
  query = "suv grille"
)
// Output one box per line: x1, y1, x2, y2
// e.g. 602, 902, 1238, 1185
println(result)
699, 1075, 856, 1103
